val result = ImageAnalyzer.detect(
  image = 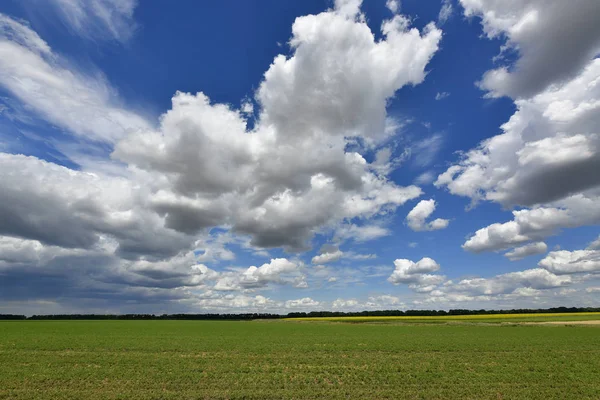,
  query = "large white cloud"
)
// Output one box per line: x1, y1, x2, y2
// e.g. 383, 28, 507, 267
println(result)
213, 258, 304, 291
461, 0, 600, 99
436, 60, 600, 208
437, 51, 600, 253
257, 3, 441, 146
437, 3, 600, 257
0, 1, 441, 257
539, 250, 600, 275
114, 1, 440, 250
239, 258, 302, 288
0, 1, 446, 312
462, 194, 600, 252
